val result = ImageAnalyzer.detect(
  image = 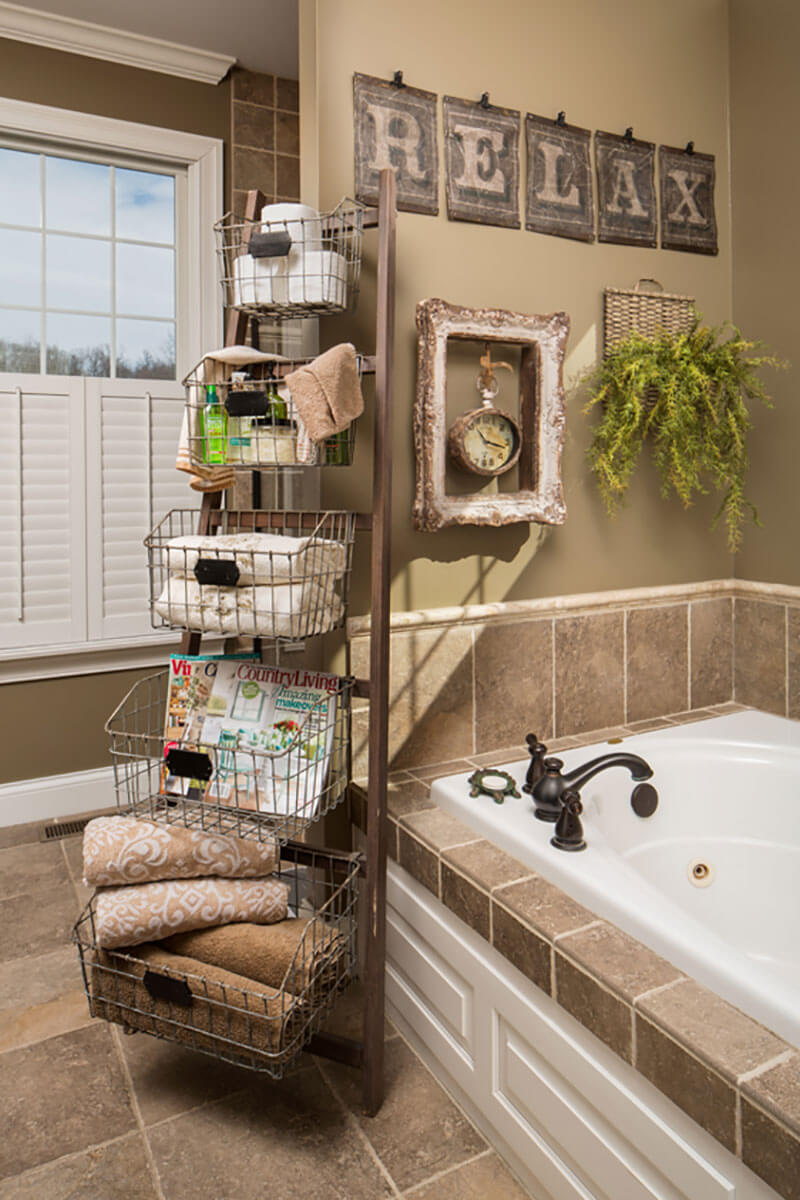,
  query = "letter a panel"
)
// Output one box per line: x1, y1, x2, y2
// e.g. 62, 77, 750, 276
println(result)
595, 130, 657, 248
